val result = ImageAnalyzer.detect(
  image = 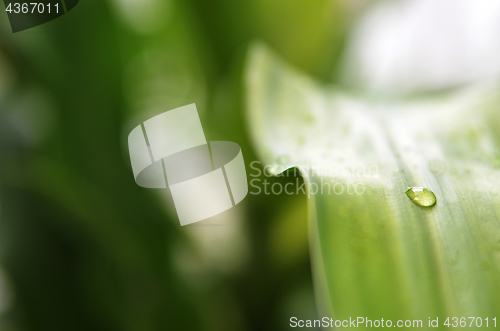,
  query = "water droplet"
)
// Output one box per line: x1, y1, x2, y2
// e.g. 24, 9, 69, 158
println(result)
265, 165, 281, 176
405, 187, 437, 207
